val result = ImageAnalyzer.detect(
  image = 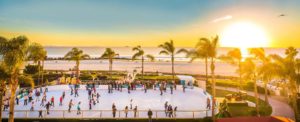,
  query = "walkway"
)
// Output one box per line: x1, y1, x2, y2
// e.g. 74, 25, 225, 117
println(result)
215, 86, 295, 120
